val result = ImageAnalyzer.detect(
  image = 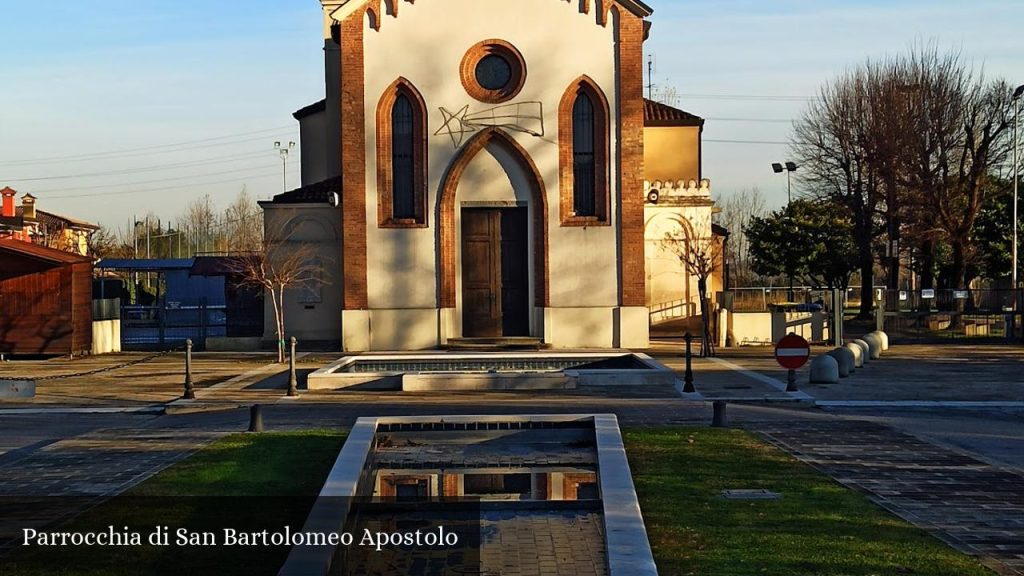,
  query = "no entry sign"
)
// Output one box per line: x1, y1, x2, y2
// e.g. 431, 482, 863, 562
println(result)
775, 333, 810, 370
